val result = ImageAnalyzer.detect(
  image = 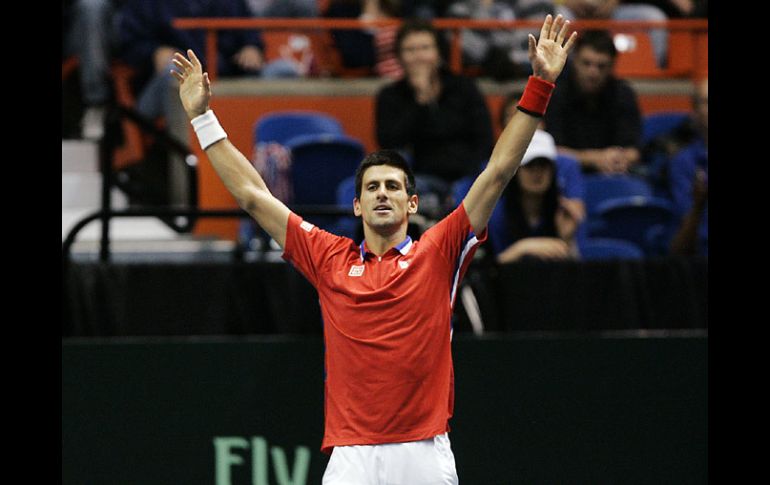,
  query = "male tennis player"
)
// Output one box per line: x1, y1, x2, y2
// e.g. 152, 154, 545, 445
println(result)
173, 14, 576, 484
